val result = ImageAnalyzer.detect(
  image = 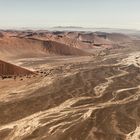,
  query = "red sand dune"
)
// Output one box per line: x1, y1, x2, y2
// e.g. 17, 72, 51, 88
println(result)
0, 36, 89, 60
106, 33, 132, 43
78, 33, 112, 45
0, 60, 34, 76
24, 32, 92, 49
42, 40, 90, 55
0, 31, 132, 61
22, 31, 113, 49
12, 31, 132, 50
